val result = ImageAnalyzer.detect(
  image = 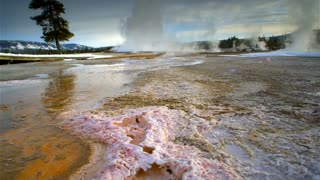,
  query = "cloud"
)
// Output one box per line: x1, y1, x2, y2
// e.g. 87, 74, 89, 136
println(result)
216, 23, 297, 38
4, 0, 318, 48
174, 30, 216, 42
68, 18, 125, 47
165, 0, 287, 23
173, 23, 297, 42
62, 0, 131, 47
156, 0, 293, 42
119, 0, 294, 50
71, 33, 124, 47
286, 0, 320, 51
